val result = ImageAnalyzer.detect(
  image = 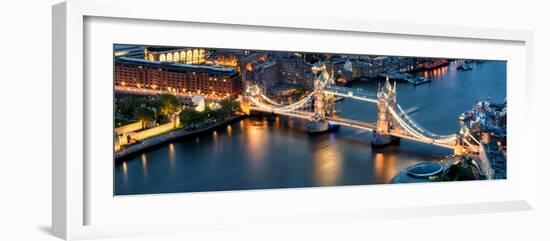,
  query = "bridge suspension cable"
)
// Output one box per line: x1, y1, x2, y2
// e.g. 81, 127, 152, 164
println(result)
387, 104, 457, 144
247, 92, 314, 112
259, 94, 283, 106
462, 137, 478, 150
245, 85, 460, 148
468, 134, 481, 146
395, 103, 456, 140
